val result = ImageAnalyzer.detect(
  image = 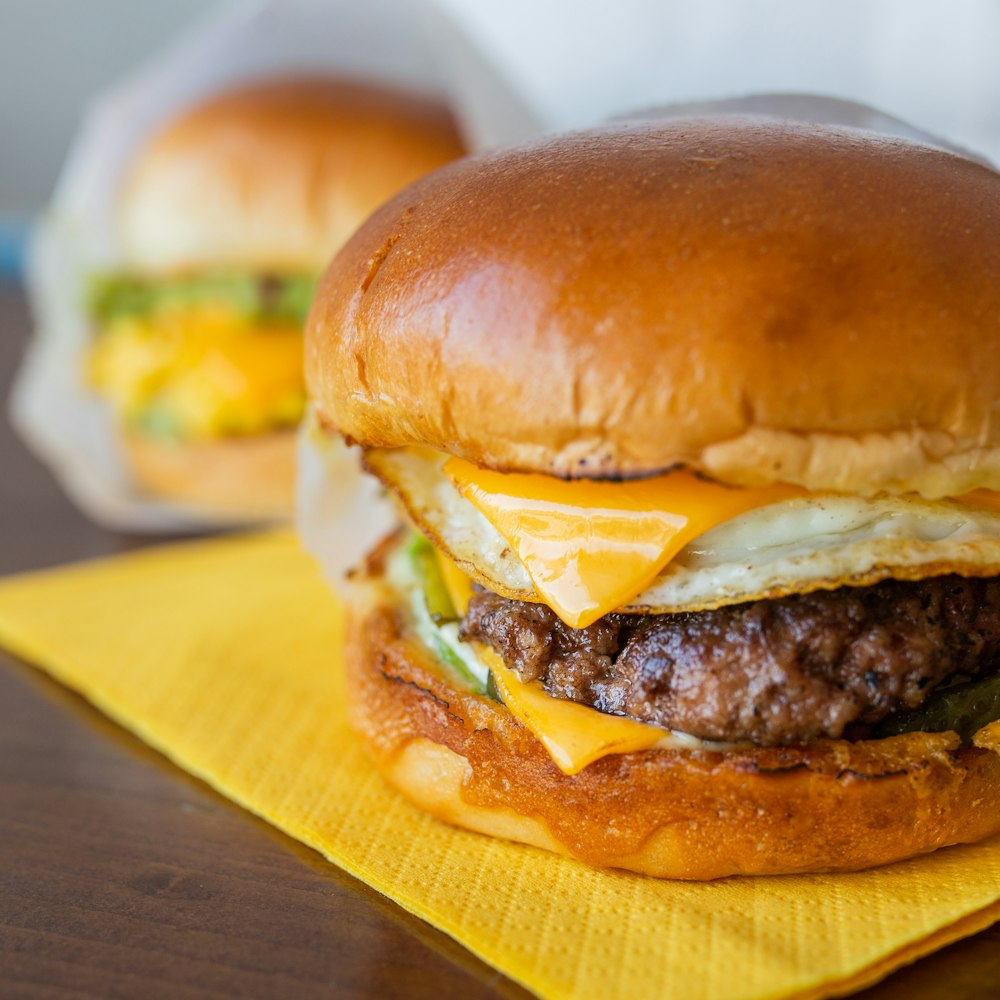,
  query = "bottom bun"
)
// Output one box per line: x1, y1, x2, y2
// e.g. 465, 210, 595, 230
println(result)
347, 571, 1000, 880
124, 429, 295, 520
